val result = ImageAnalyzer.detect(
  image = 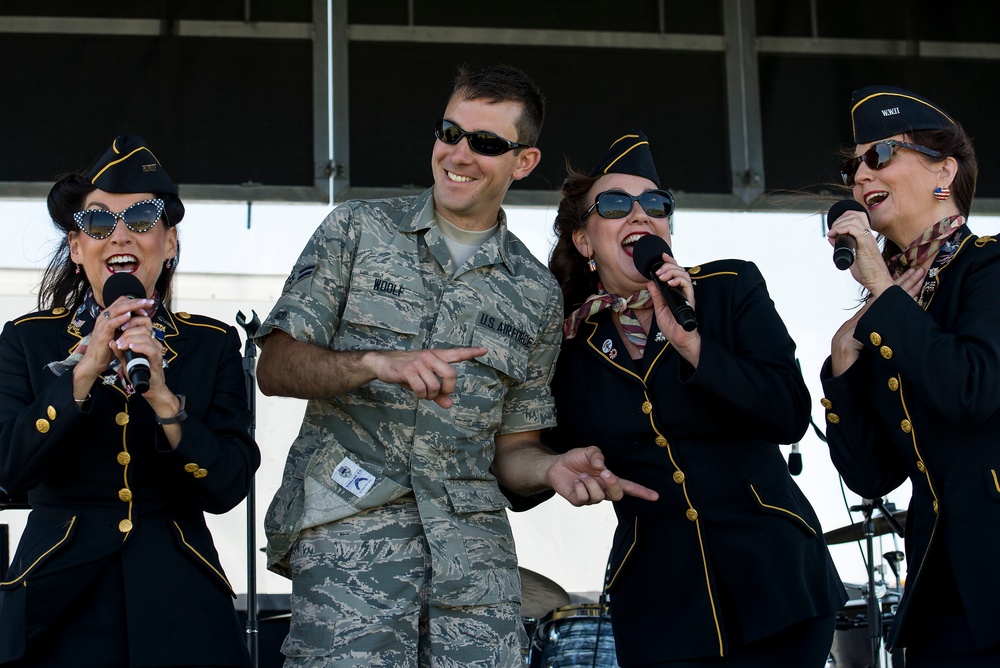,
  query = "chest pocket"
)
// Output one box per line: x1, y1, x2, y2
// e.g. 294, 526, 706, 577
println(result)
338, 269, 425, 347
471, 322, 530, 383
